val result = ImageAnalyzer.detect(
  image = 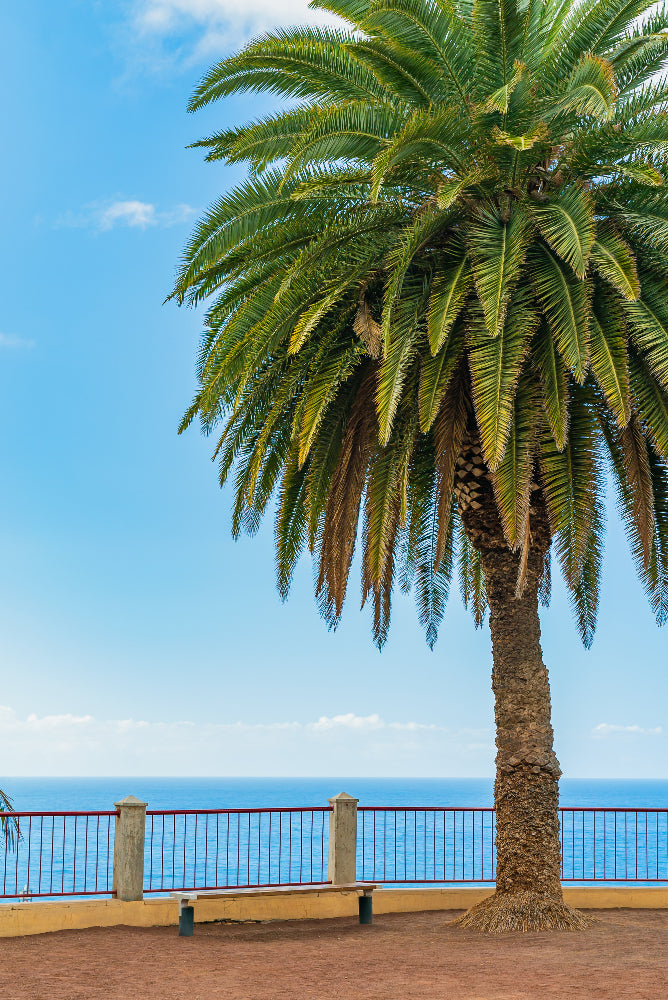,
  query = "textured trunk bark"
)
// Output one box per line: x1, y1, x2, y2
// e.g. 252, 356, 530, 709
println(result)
453, 431, 590, 932
485, 543, 563, 895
